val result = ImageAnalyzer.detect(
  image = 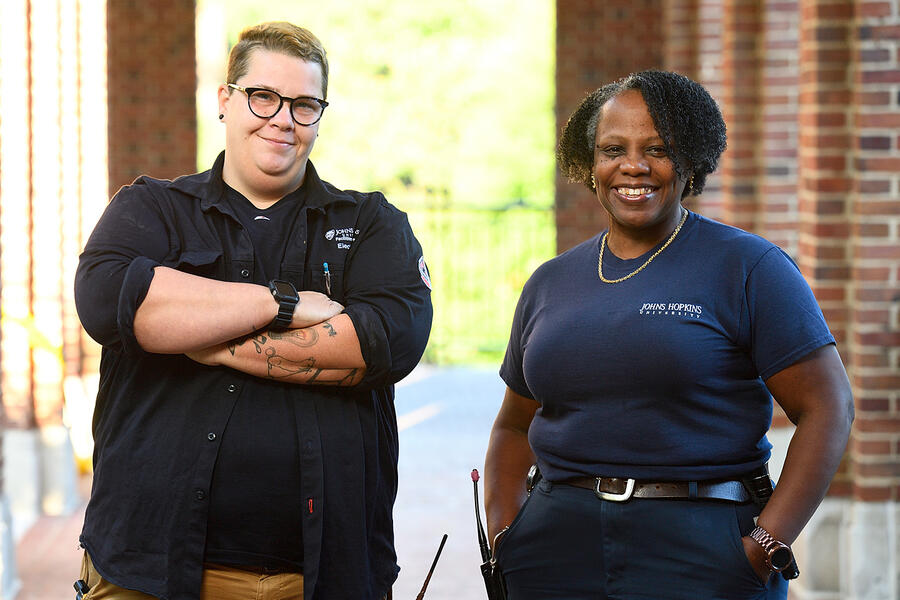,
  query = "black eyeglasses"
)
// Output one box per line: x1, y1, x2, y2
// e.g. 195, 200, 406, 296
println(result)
227, 83, 329, 126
